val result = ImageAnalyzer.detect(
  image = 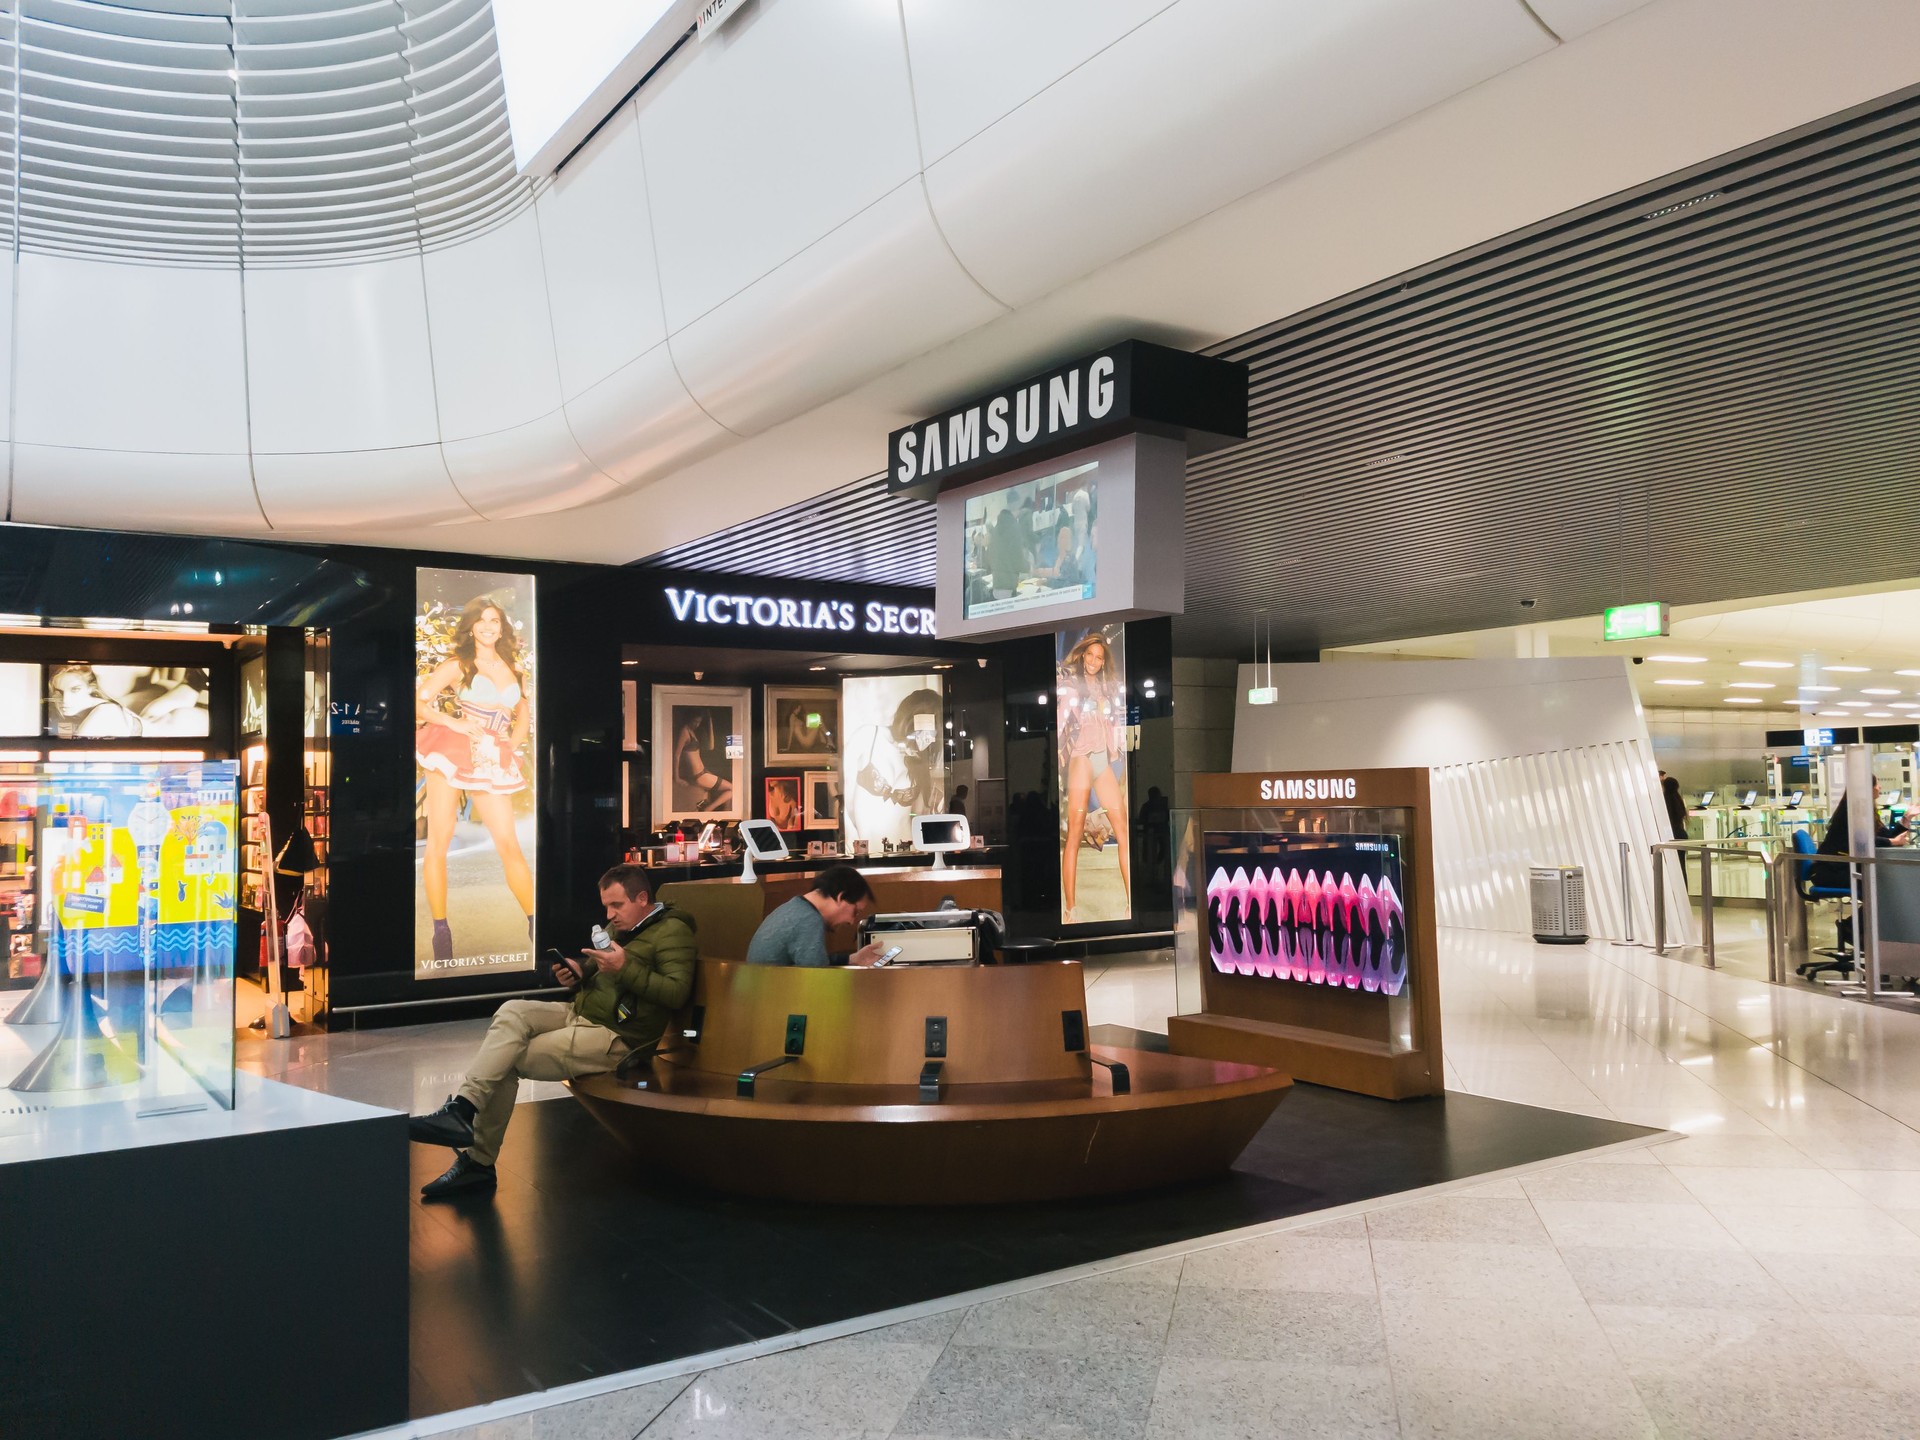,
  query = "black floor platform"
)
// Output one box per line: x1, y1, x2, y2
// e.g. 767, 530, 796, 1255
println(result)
407, 1026, 1658, 1420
